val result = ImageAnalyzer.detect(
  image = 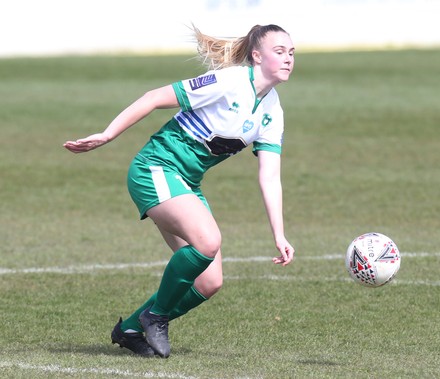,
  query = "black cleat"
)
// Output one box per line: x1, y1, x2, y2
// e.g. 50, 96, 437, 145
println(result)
139, 308, 170, 358
111, 317, 155, 357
